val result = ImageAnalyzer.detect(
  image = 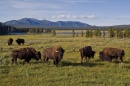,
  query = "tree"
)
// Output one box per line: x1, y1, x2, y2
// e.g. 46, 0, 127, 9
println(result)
72, 30, 75, 38
86, 30, 89, 38
116, 29, 123, 38
52, 29, 56, 36
97, 30, 101, 37
108, 27, 114, 38
81, 31, 84, 37
93, 30, 98, 37
89, 30, 93, 37
102, 30, 105, 38
124, 28, 129, 38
